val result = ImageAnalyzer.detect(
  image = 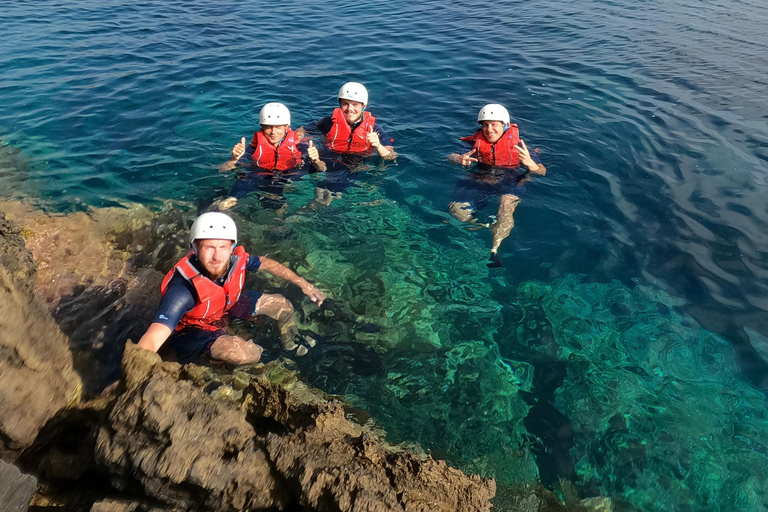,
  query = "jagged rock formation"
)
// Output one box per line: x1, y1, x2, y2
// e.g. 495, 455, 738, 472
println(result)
0, 213, 81, 461
95, 344, 496, 512
0, 200, 189, 394
0, 460, 37, 512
